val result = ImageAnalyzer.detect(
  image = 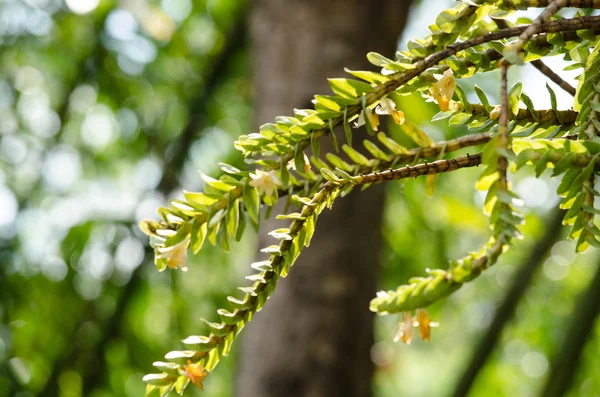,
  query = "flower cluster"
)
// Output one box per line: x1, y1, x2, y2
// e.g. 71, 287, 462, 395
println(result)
393, 309, 438, 344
